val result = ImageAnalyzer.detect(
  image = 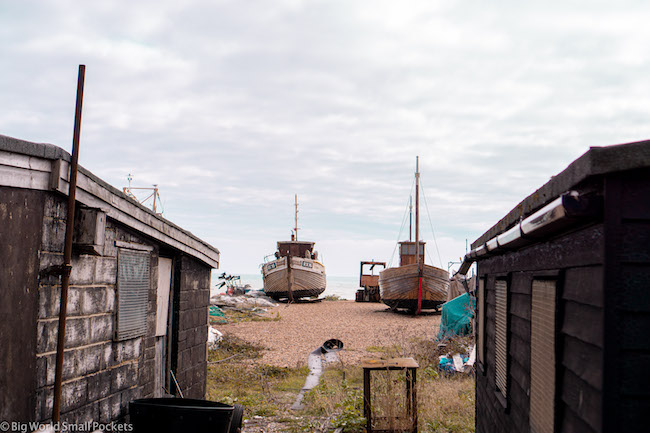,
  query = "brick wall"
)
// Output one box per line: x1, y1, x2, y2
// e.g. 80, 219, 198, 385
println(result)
34, 193, 213, 423
172, 255, 210, 399
35, 195, 157, 423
